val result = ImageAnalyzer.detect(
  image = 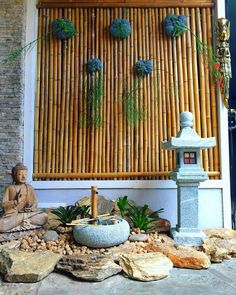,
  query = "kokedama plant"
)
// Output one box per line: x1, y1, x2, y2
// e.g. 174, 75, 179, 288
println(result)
52, 18, 76, 40
110, 18, 131, 39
